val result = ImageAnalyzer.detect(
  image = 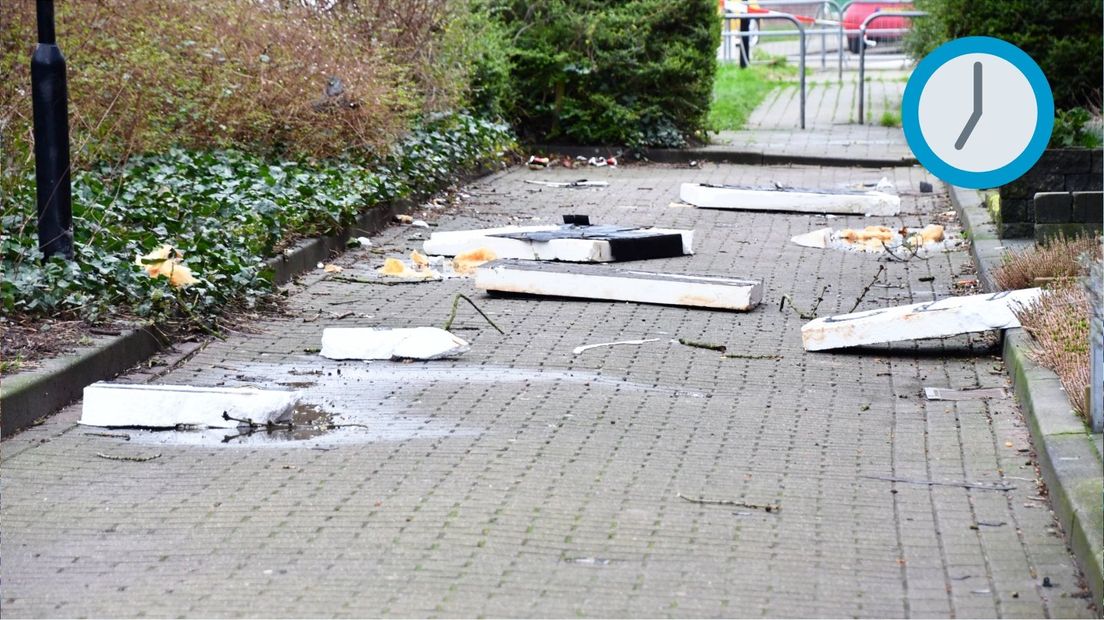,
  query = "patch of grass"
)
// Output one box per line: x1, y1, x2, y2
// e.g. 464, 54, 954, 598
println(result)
709, 61, 796, 131
0, 357, 24, 374
878, 110, 901, 128
1013, 282, 1094, 420
992, 233, 1101, 291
